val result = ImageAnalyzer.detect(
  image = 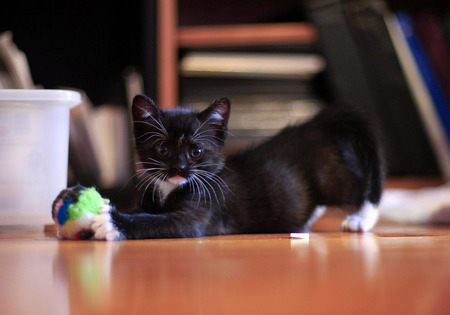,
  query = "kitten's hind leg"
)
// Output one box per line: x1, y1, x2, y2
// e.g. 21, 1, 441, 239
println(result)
341, 202, 379, 232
